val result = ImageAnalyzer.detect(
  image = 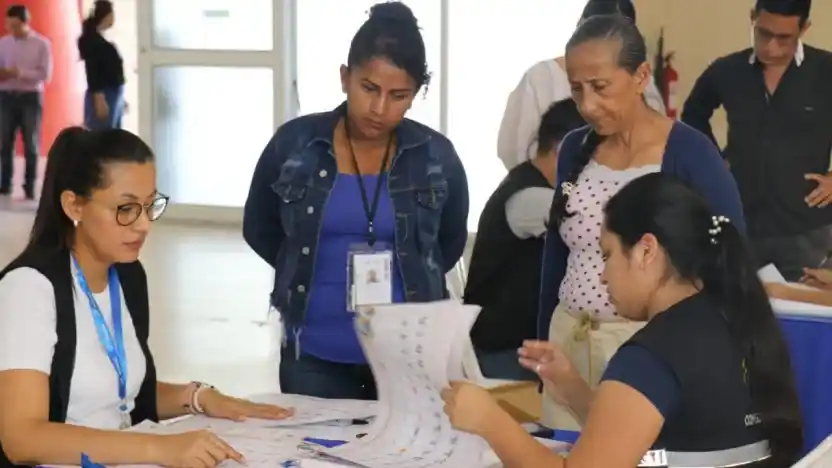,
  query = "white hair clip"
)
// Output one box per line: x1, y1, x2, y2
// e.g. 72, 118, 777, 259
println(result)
561, 181, 575, 197
709, 215, 730, 244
